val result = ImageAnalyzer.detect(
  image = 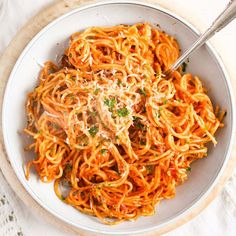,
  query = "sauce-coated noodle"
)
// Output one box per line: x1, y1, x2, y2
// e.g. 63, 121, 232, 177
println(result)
24, 23, 224, 224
